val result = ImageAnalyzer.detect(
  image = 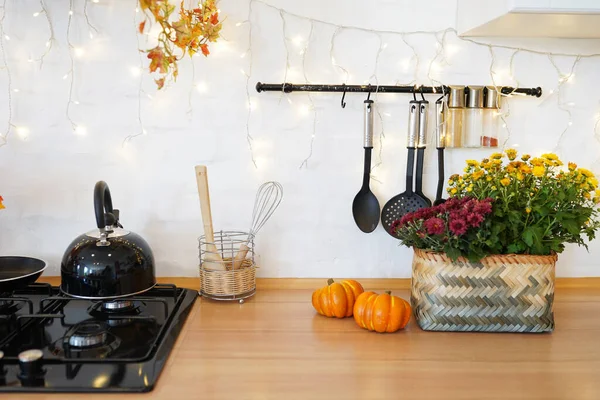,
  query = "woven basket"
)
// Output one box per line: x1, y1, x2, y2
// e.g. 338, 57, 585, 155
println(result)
411, 248, 556, 333
200, 258, 256, 299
